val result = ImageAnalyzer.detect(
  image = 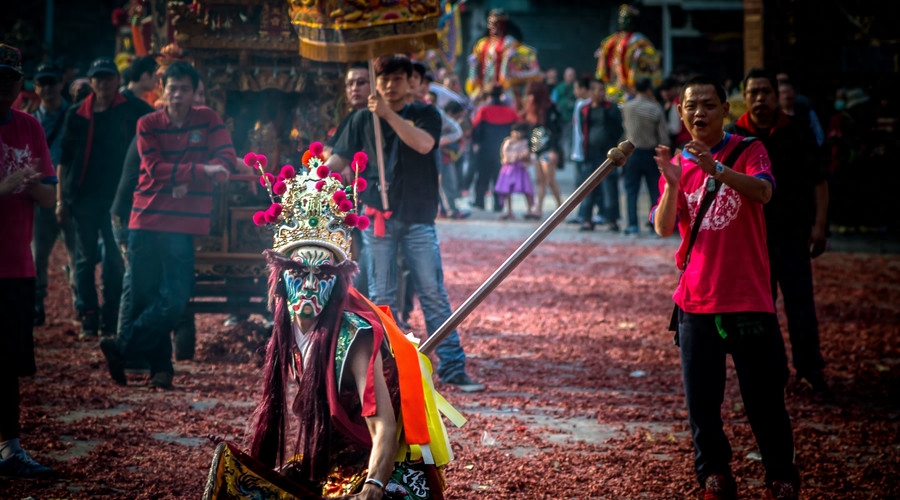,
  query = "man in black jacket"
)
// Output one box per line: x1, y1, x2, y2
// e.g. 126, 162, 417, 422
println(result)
726, 68, 830, 396
56, 57, 153, 340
